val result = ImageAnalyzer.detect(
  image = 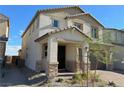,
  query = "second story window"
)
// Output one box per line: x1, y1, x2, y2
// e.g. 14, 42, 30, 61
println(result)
74, 22, 83, 30
52, 20, 59, 27
91, 27, 99, 39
